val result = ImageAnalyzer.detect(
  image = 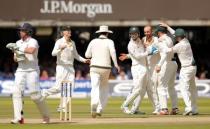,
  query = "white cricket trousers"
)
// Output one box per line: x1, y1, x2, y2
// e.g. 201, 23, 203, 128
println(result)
179, 66, 197, 112
90, 67, 111, 113
43, 64, 75, 108
123, 64, 149, 107
13, 70, 49, 120
131, 66, 160, 112
157, 61, 178, 109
